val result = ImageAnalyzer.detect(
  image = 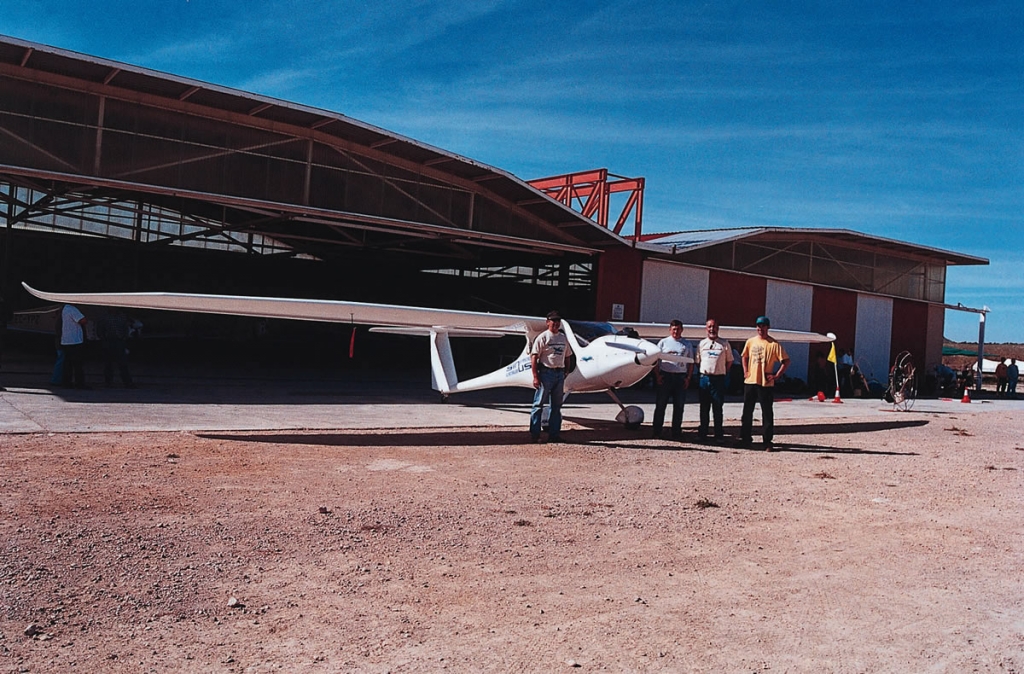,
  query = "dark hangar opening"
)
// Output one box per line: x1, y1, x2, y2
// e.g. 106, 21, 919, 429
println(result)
0, 36, 617, 374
